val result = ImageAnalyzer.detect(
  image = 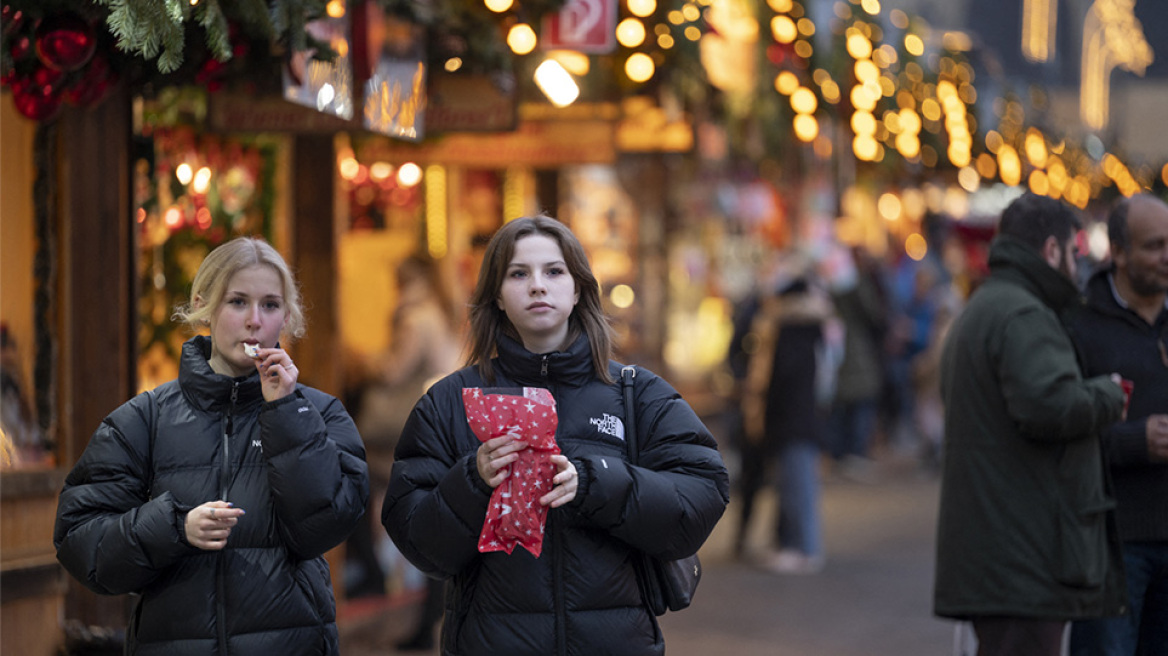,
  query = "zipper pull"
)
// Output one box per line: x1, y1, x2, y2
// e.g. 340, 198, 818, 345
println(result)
541, 355, 549, 377
230, 381, 240, 409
